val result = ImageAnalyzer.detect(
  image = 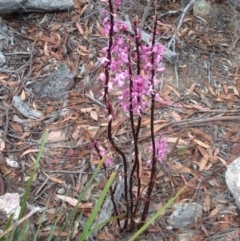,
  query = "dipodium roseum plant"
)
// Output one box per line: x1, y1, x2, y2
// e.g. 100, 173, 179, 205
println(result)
94, 0, 168, 230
